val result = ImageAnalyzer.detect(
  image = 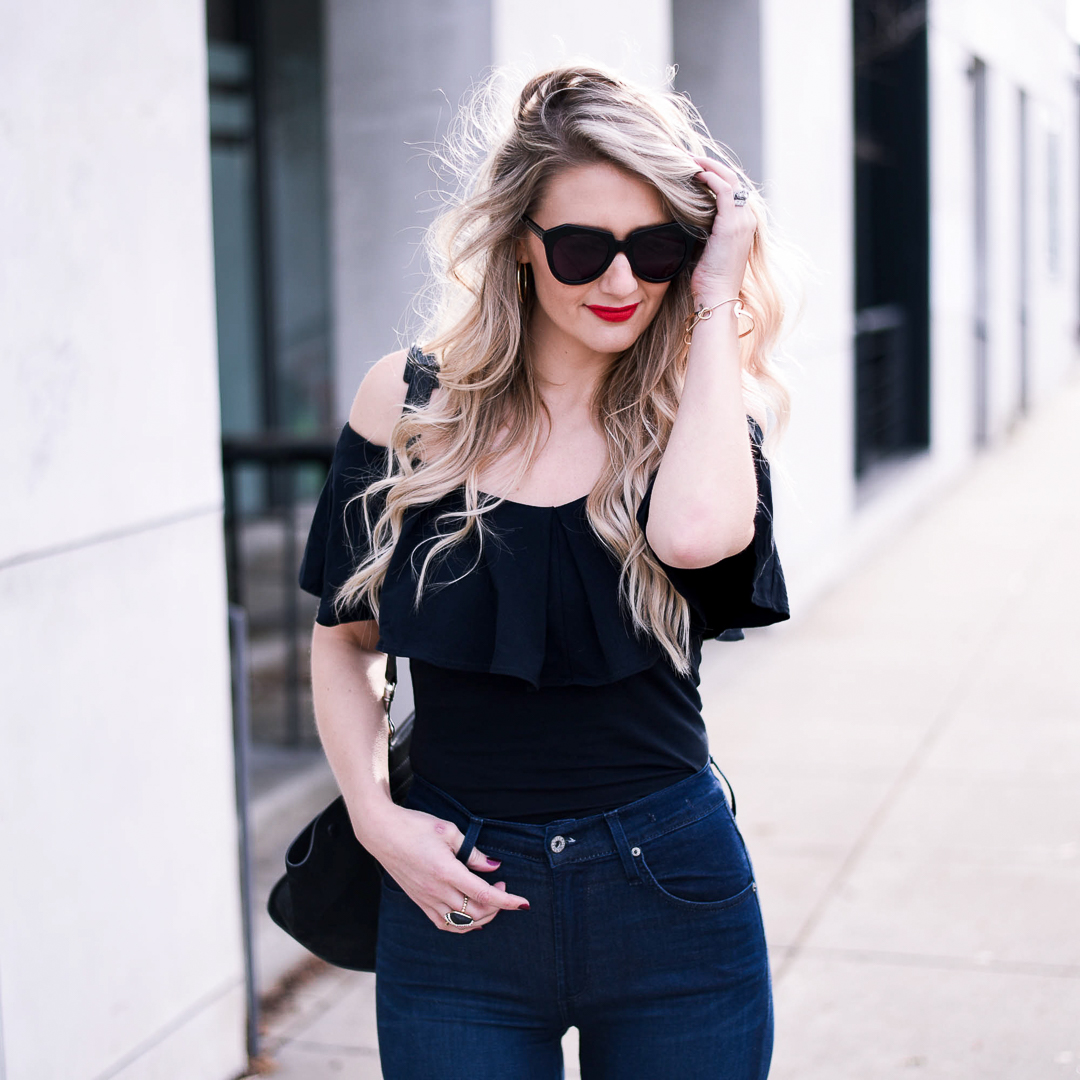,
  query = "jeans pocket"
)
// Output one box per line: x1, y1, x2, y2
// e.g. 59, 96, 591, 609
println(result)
380, 869, 407, 896
637, 804, 755, 907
